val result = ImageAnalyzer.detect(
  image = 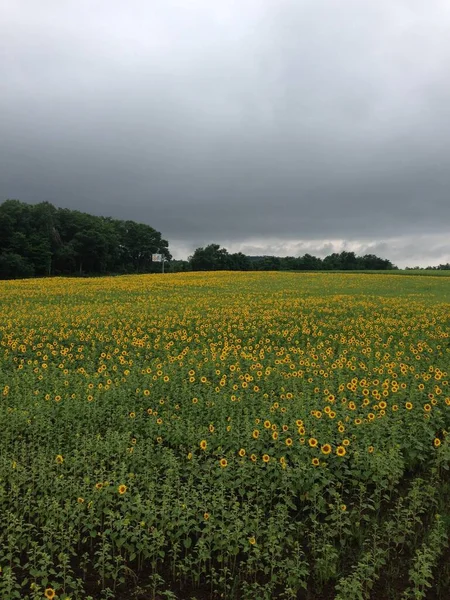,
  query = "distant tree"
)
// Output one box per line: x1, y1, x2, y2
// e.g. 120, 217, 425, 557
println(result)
297, 254, 323, 270
169, 259, 191, 272
339, 251, 359, 270
189, 244, 230, 271
359, 254, 395, 270
228, 252, 251, 271
254, 256, 281, 271
322, 253, 342, 270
